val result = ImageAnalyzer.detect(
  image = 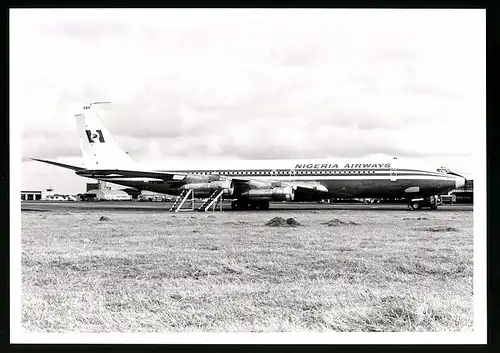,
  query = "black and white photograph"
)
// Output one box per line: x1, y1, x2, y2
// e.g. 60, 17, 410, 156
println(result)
10, 8, 486, 344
